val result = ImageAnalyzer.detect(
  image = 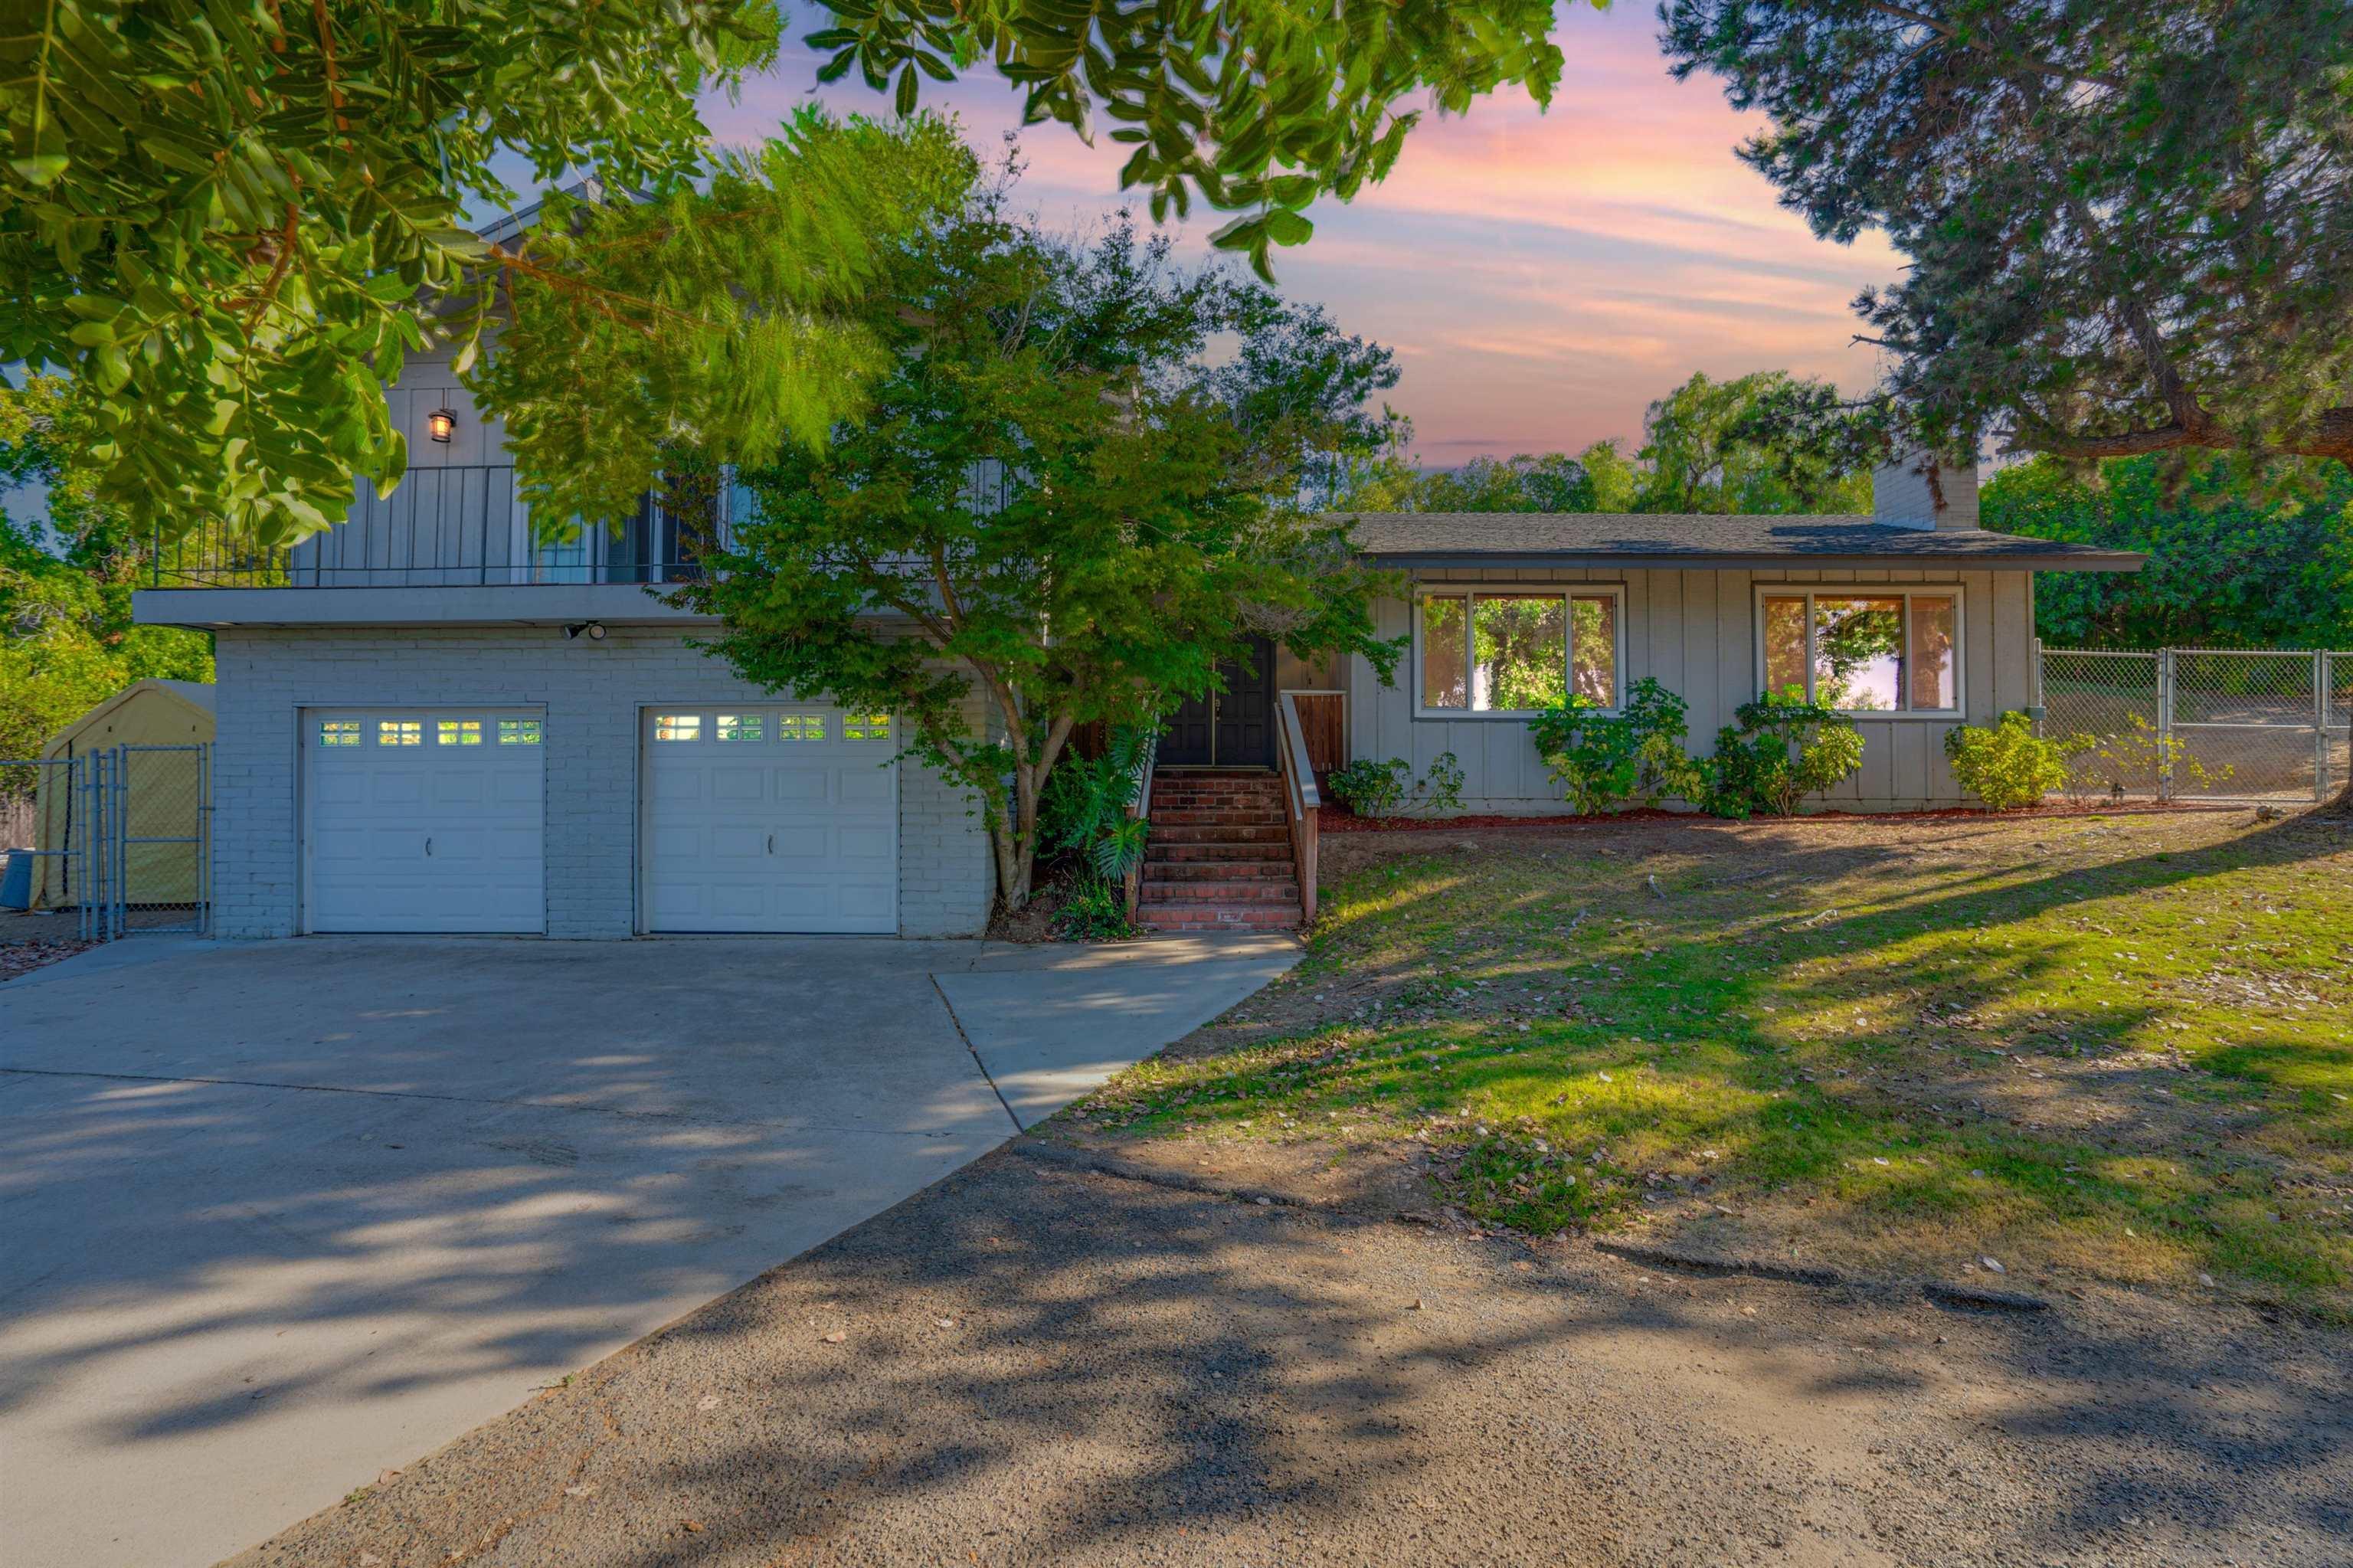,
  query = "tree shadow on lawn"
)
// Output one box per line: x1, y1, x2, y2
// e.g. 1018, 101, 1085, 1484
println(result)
1160, 810, 2350, 1308
237, 1147, 2353, 1567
